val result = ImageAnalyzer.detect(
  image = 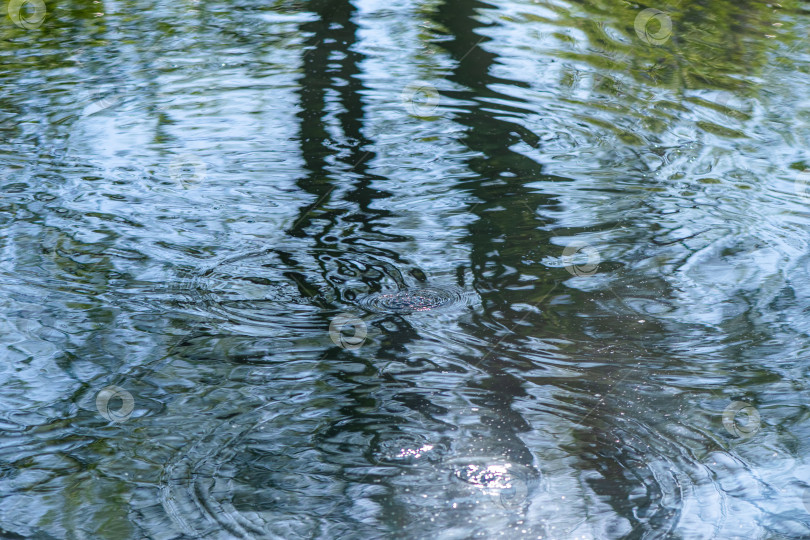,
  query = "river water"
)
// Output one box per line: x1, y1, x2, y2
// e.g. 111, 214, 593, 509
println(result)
1, 0, 809, 538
